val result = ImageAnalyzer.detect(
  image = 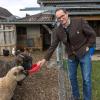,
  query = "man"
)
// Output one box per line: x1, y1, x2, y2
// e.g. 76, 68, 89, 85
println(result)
37, 8, 96, 100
